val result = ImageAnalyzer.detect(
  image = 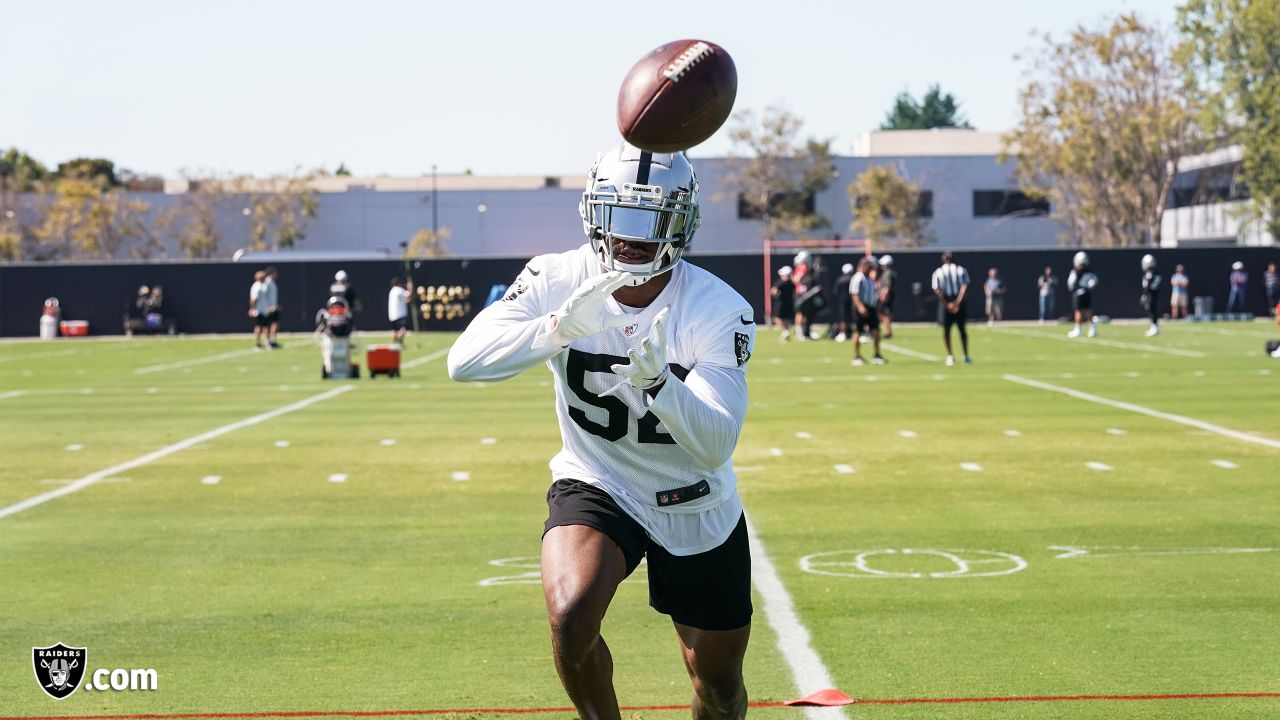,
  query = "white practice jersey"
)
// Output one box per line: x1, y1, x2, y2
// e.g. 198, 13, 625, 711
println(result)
388, 286, 410, 321
250, 280, 268, 314
448, 244, 756, 555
